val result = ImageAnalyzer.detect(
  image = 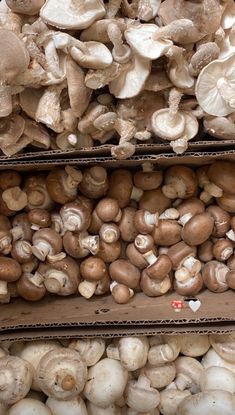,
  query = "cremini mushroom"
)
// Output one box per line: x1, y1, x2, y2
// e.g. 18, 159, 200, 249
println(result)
162, 165, 198, 200
181, 212, 214, 246
31, 228, 64, 262
24, 174, 54, 211
0, 257, 21, 302
28, 208, 51, 231
108, 169, 142, 208
36, 348, 87, 400
63, 231, 99, 258
202, 260, 230, 292
79, 256, 106, 299
134, 209, 159, 234
109, 259, 140, 290
16, 271, 46, 301
110, 282, 134, 304
84, 358, 128, 408
60, 202, 91, 233
141, 270, 172, 297
46, 167, 83, 205
79, 166, 109, 199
